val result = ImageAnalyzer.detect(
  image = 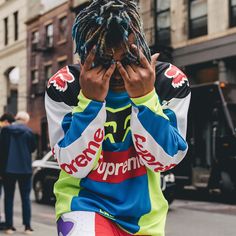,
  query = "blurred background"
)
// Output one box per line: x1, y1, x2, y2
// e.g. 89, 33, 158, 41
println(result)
0, 0, 236, 235
1, 0, 236, 158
